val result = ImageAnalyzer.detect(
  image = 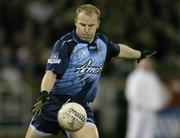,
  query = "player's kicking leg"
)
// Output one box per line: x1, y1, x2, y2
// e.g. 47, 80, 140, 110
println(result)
68, 122, 99, 138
